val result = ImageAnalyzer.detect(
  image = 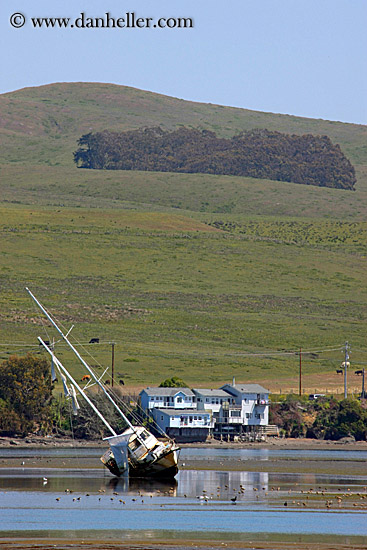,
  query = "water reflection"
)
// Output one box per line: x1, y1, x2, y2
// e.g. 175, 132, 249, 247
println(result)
1, 467, 366, 499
